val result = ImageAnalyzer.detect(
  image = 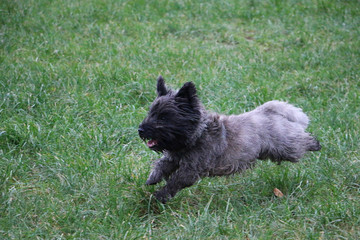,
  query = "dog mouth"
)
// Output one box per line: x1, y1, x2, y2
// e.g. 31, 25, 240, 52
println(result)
140, 136, 158, 149
138, 127, 159, 150
146, 139, 158, 148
